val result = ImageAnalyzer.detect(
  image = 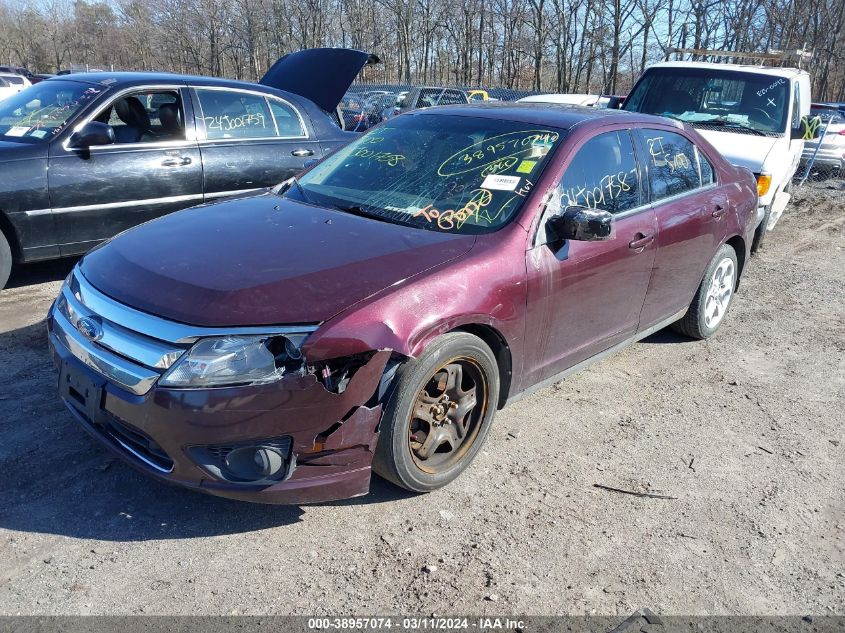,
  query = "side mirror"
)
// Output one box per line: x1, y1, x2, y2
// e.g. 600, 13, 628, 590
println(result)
604, 96, 625, 110
69, 121, 115, 148
794, 115, 822, 140
546, 205, 614, 242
